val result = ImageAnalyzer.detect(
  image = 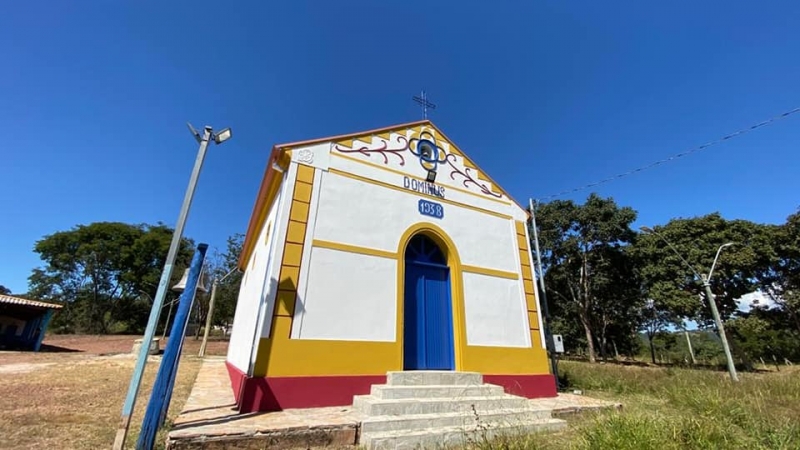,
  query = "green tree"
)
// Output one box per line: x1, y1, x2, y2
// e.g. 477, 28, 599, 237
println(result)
639, 298, 672, 364
0, 285, 10, 295
755, 210, 800, 333
534, 193, 640, 362
27, 222, 194, 334
632, 213, 770, 328
195, 233, 243, 334
212, 233, 244, 327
